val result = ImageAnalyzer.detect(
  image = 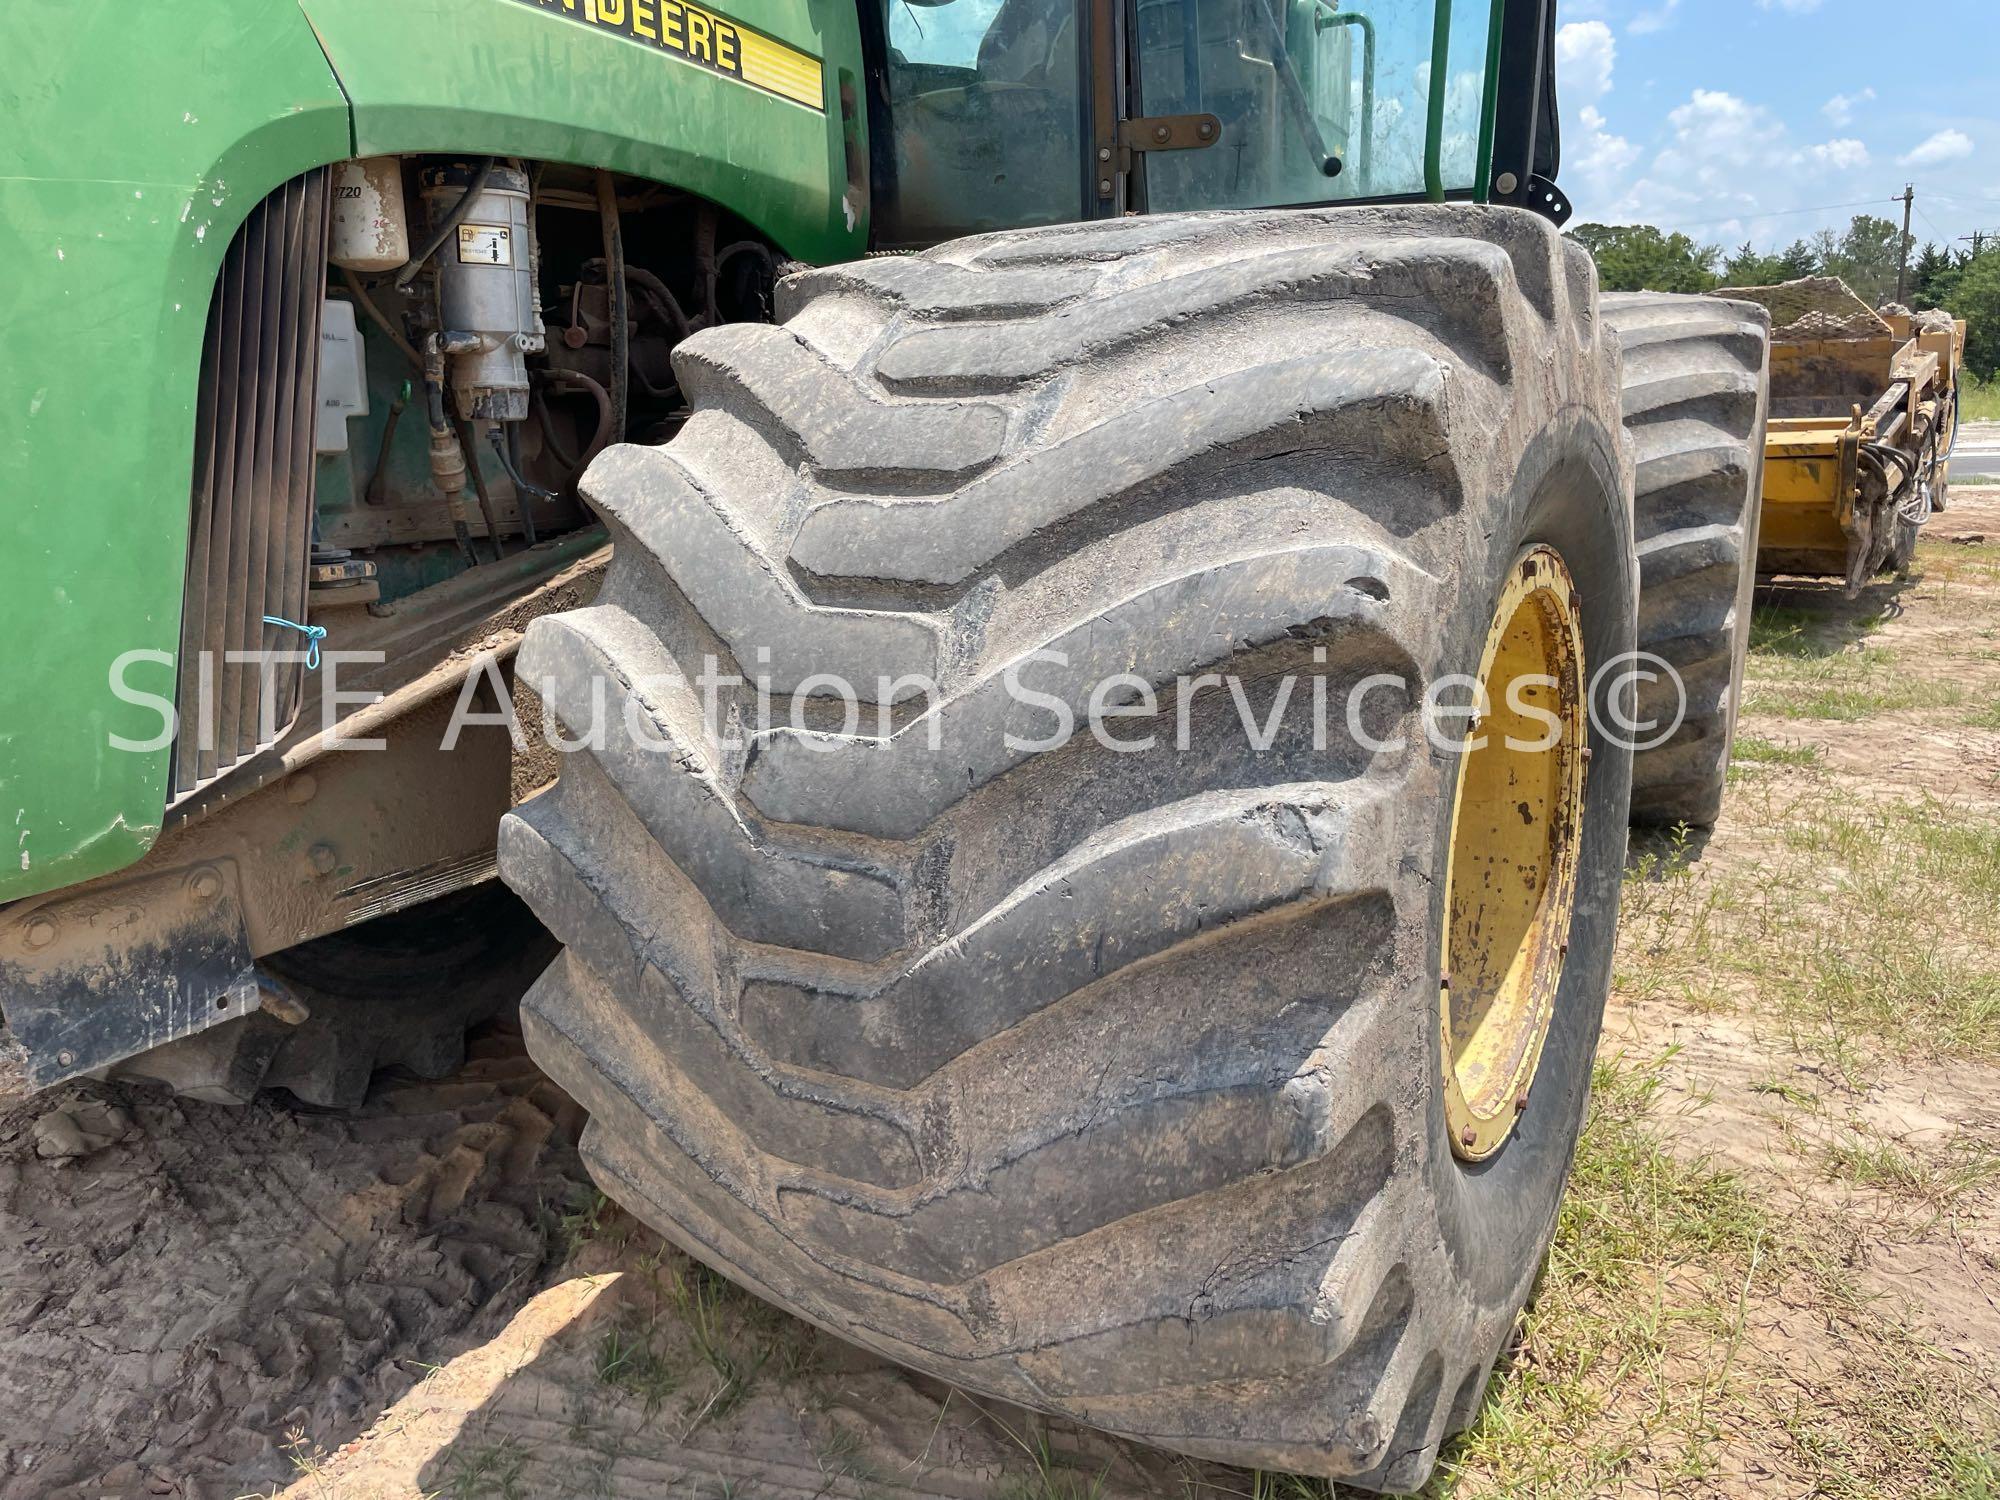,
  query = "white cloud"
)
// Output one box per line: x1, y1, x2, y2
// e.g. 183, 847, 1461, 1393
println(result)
1900, 129, 1973, 167
1553, 21, 1635, 209
1587, 87, 1886, 236
1821, 88, 1875, 127
1659, 89, 1775, 171
1573, 106, 1641, 182
1555, 21, 1616, 104
1810, 139, 1869, 170
1628, 0, 1680, 35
